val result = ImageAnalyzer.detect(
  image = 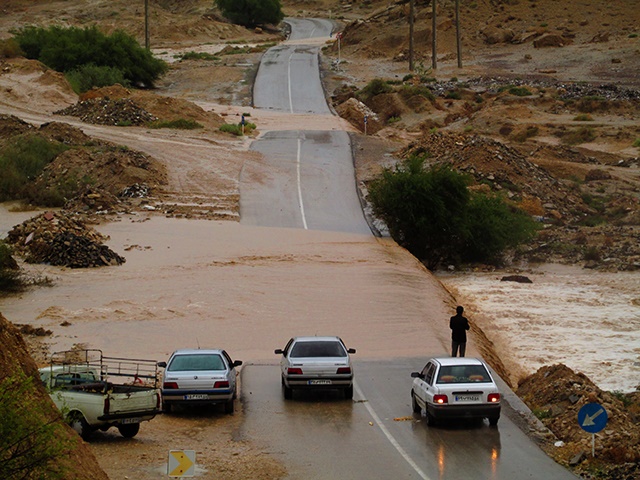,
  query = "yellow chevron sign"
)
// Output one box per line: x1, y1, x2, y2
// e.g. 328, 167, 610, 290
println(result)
168, 450, 195, 477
